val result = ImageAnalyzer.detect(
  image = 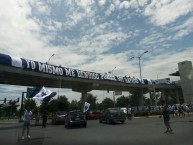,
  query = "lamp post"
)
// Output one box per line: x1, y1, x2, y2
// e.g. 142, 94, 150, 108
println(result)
46, 54, 55, 64
157, 72, 162, 80
107, 67, 116, 75
138, 51, 148, 83
131, 50, 148, 106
